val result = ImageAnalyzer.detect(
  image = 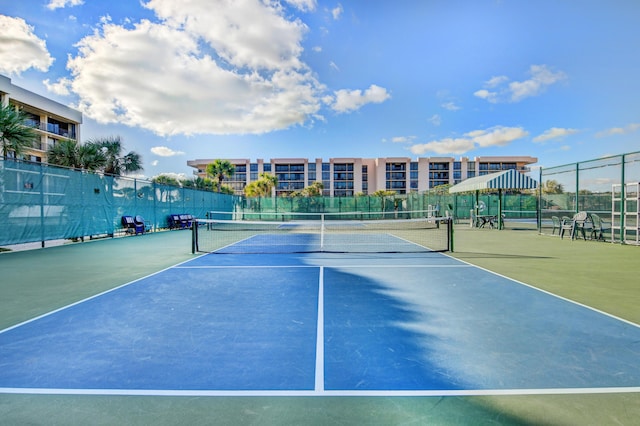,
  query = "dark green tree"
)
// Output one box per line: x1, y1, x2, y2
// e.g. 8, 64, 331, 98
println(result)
0, 104, 38, 158
88, 136, 143, 175
205, 159, 235, 192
